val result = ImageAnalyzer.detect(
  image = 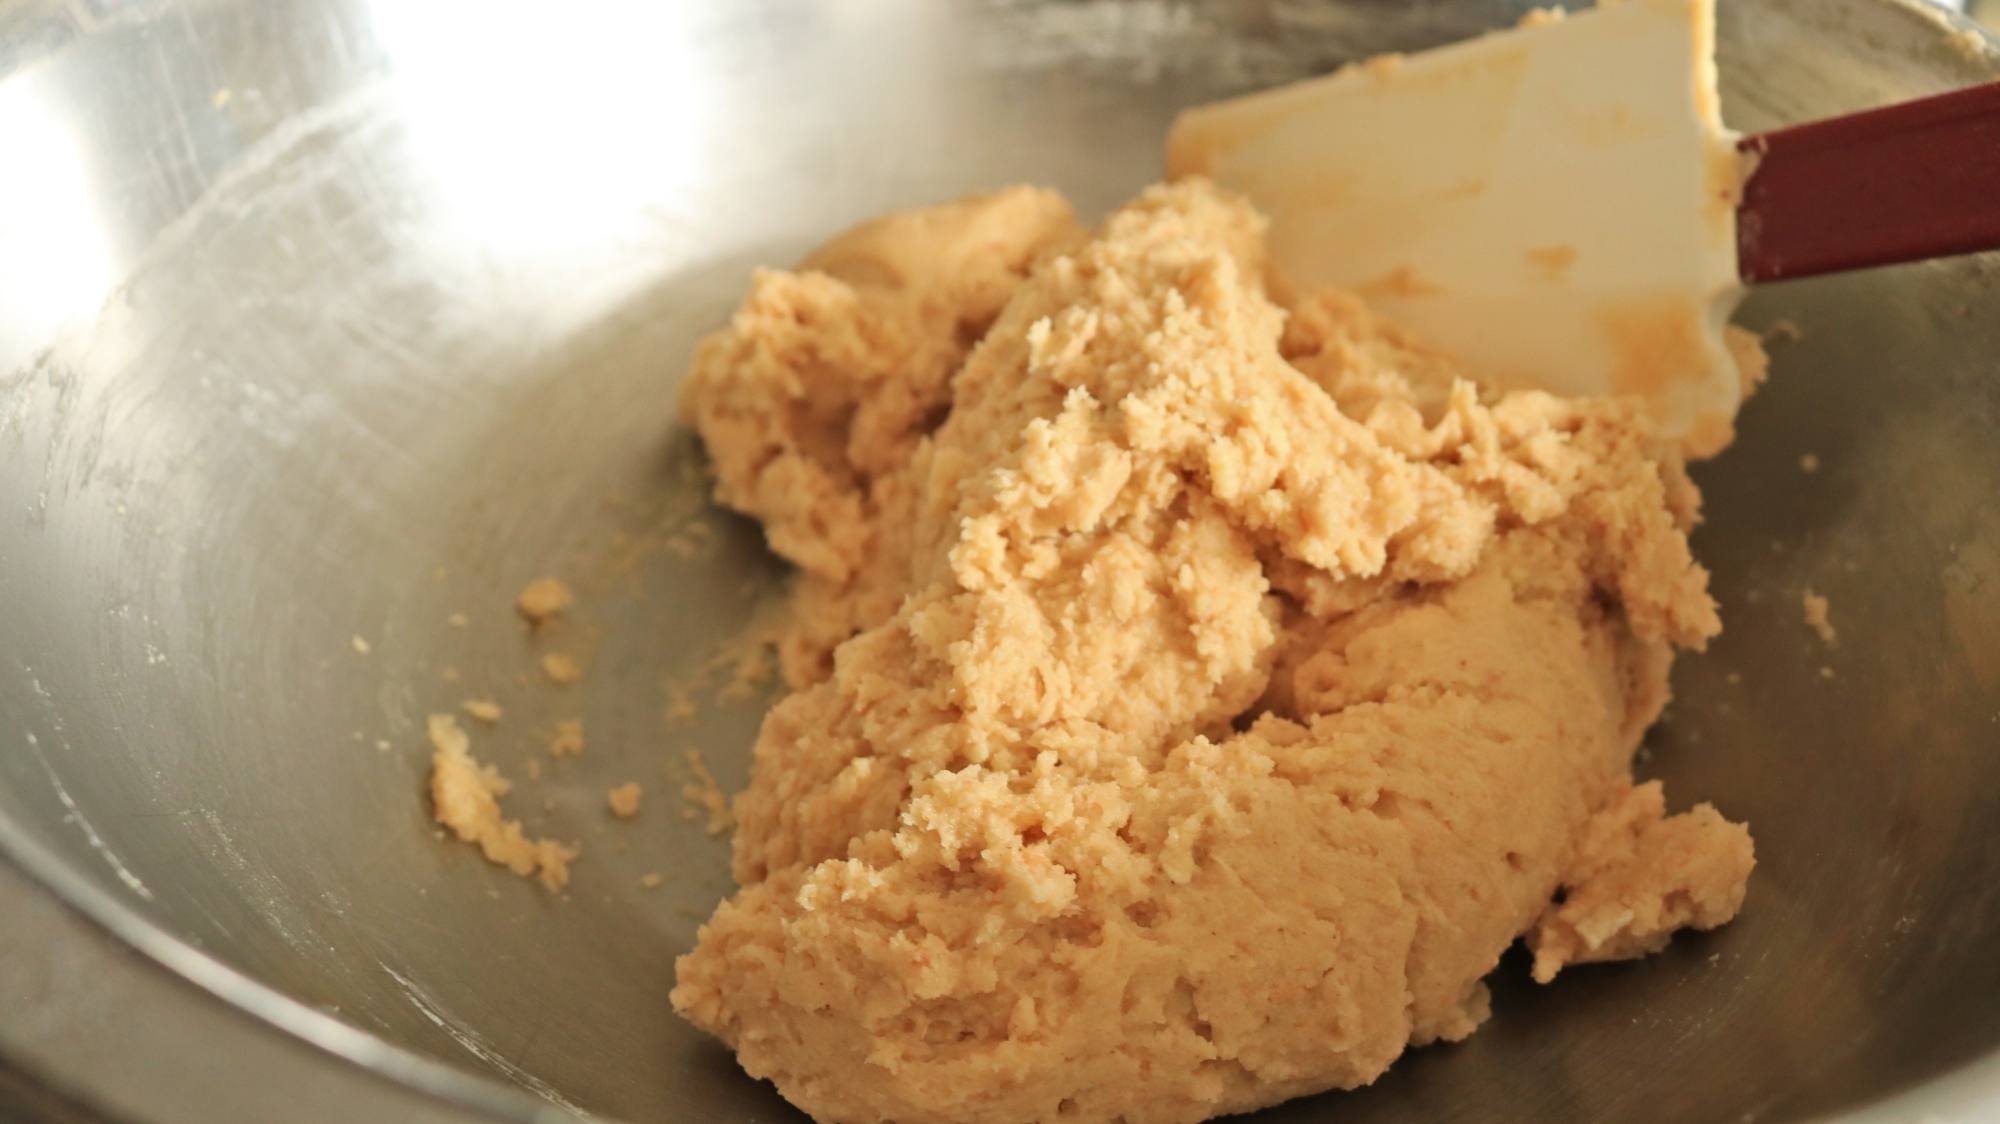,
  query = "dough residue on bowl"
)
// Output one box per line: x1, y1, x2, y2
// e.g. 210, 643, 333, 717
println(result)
517, 576, 574, 624
541, 652, 584, 684
1803, 589, 1836, 646
549, 717, 586, 758
669, 180, 1755, 1124
608, 782, 643, 819
428, 714, 577, 892
681, 748, 735, 837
